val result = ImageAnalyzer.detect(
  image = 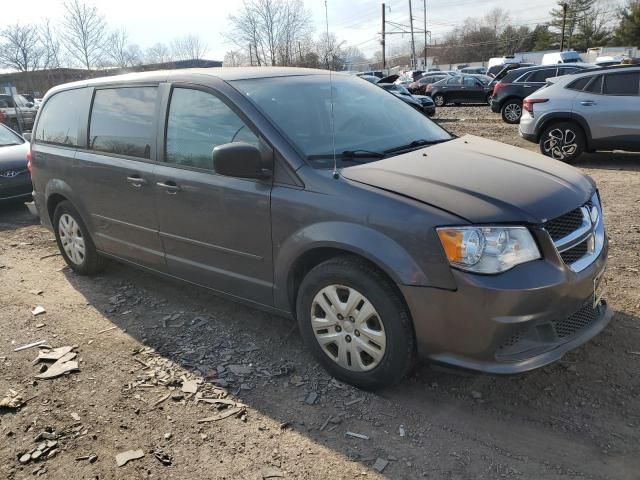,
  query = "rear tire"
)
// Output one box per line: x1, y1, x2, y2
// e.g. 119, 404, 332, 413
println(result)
433, 94, 445, 107
53, 201, 108, 275
501, 99, 522, 124
539, 121, 585, 164
296, 256, 416, 390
